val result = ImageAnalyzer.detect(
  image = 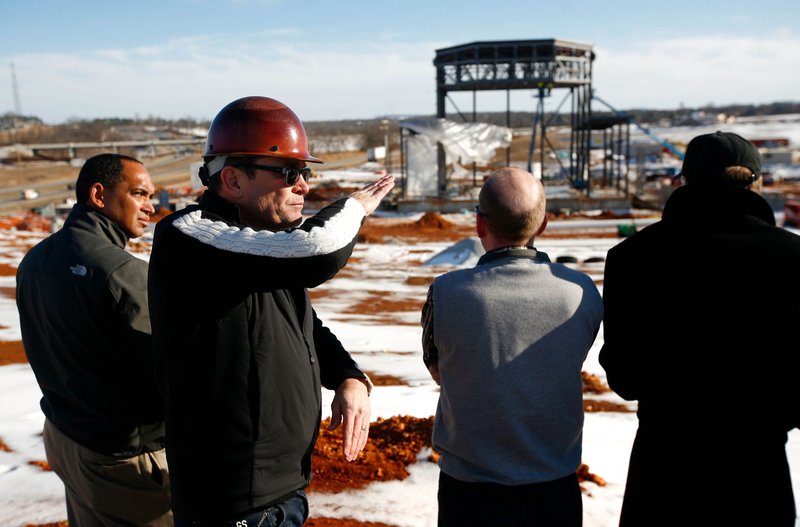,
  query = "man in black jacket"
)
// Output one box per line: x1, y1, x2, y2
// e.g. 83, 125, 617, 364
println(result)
16, 153, 171, 525
600, 132, 800, 526
148, 96, 394, 526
